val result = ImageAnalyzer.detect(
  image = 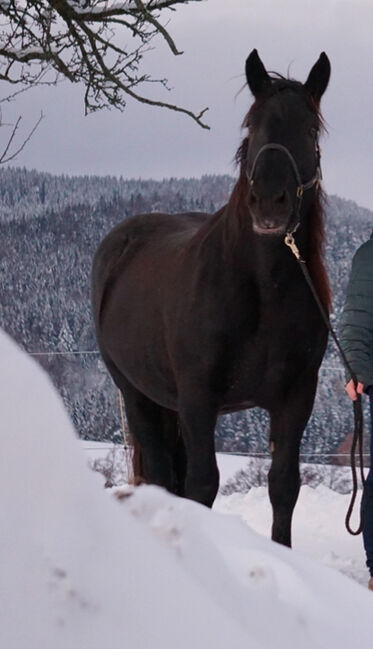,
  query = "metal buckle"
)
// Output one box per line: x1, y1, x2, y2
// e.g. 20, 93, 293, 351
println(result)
284, 233, 301, 260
